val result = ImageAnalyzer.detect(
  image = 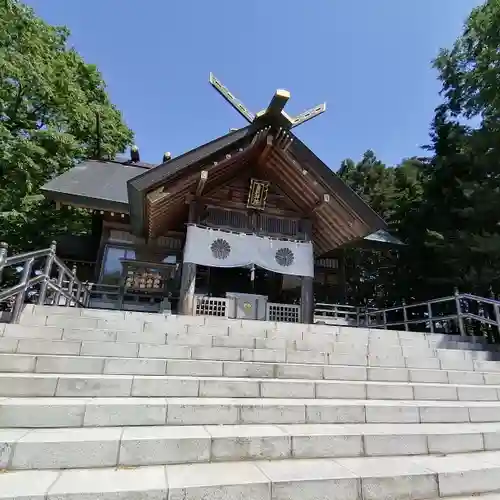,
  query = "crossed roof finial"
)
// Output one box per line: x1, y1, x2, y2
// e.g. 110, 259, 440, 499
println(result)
209, 73, 326, 130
